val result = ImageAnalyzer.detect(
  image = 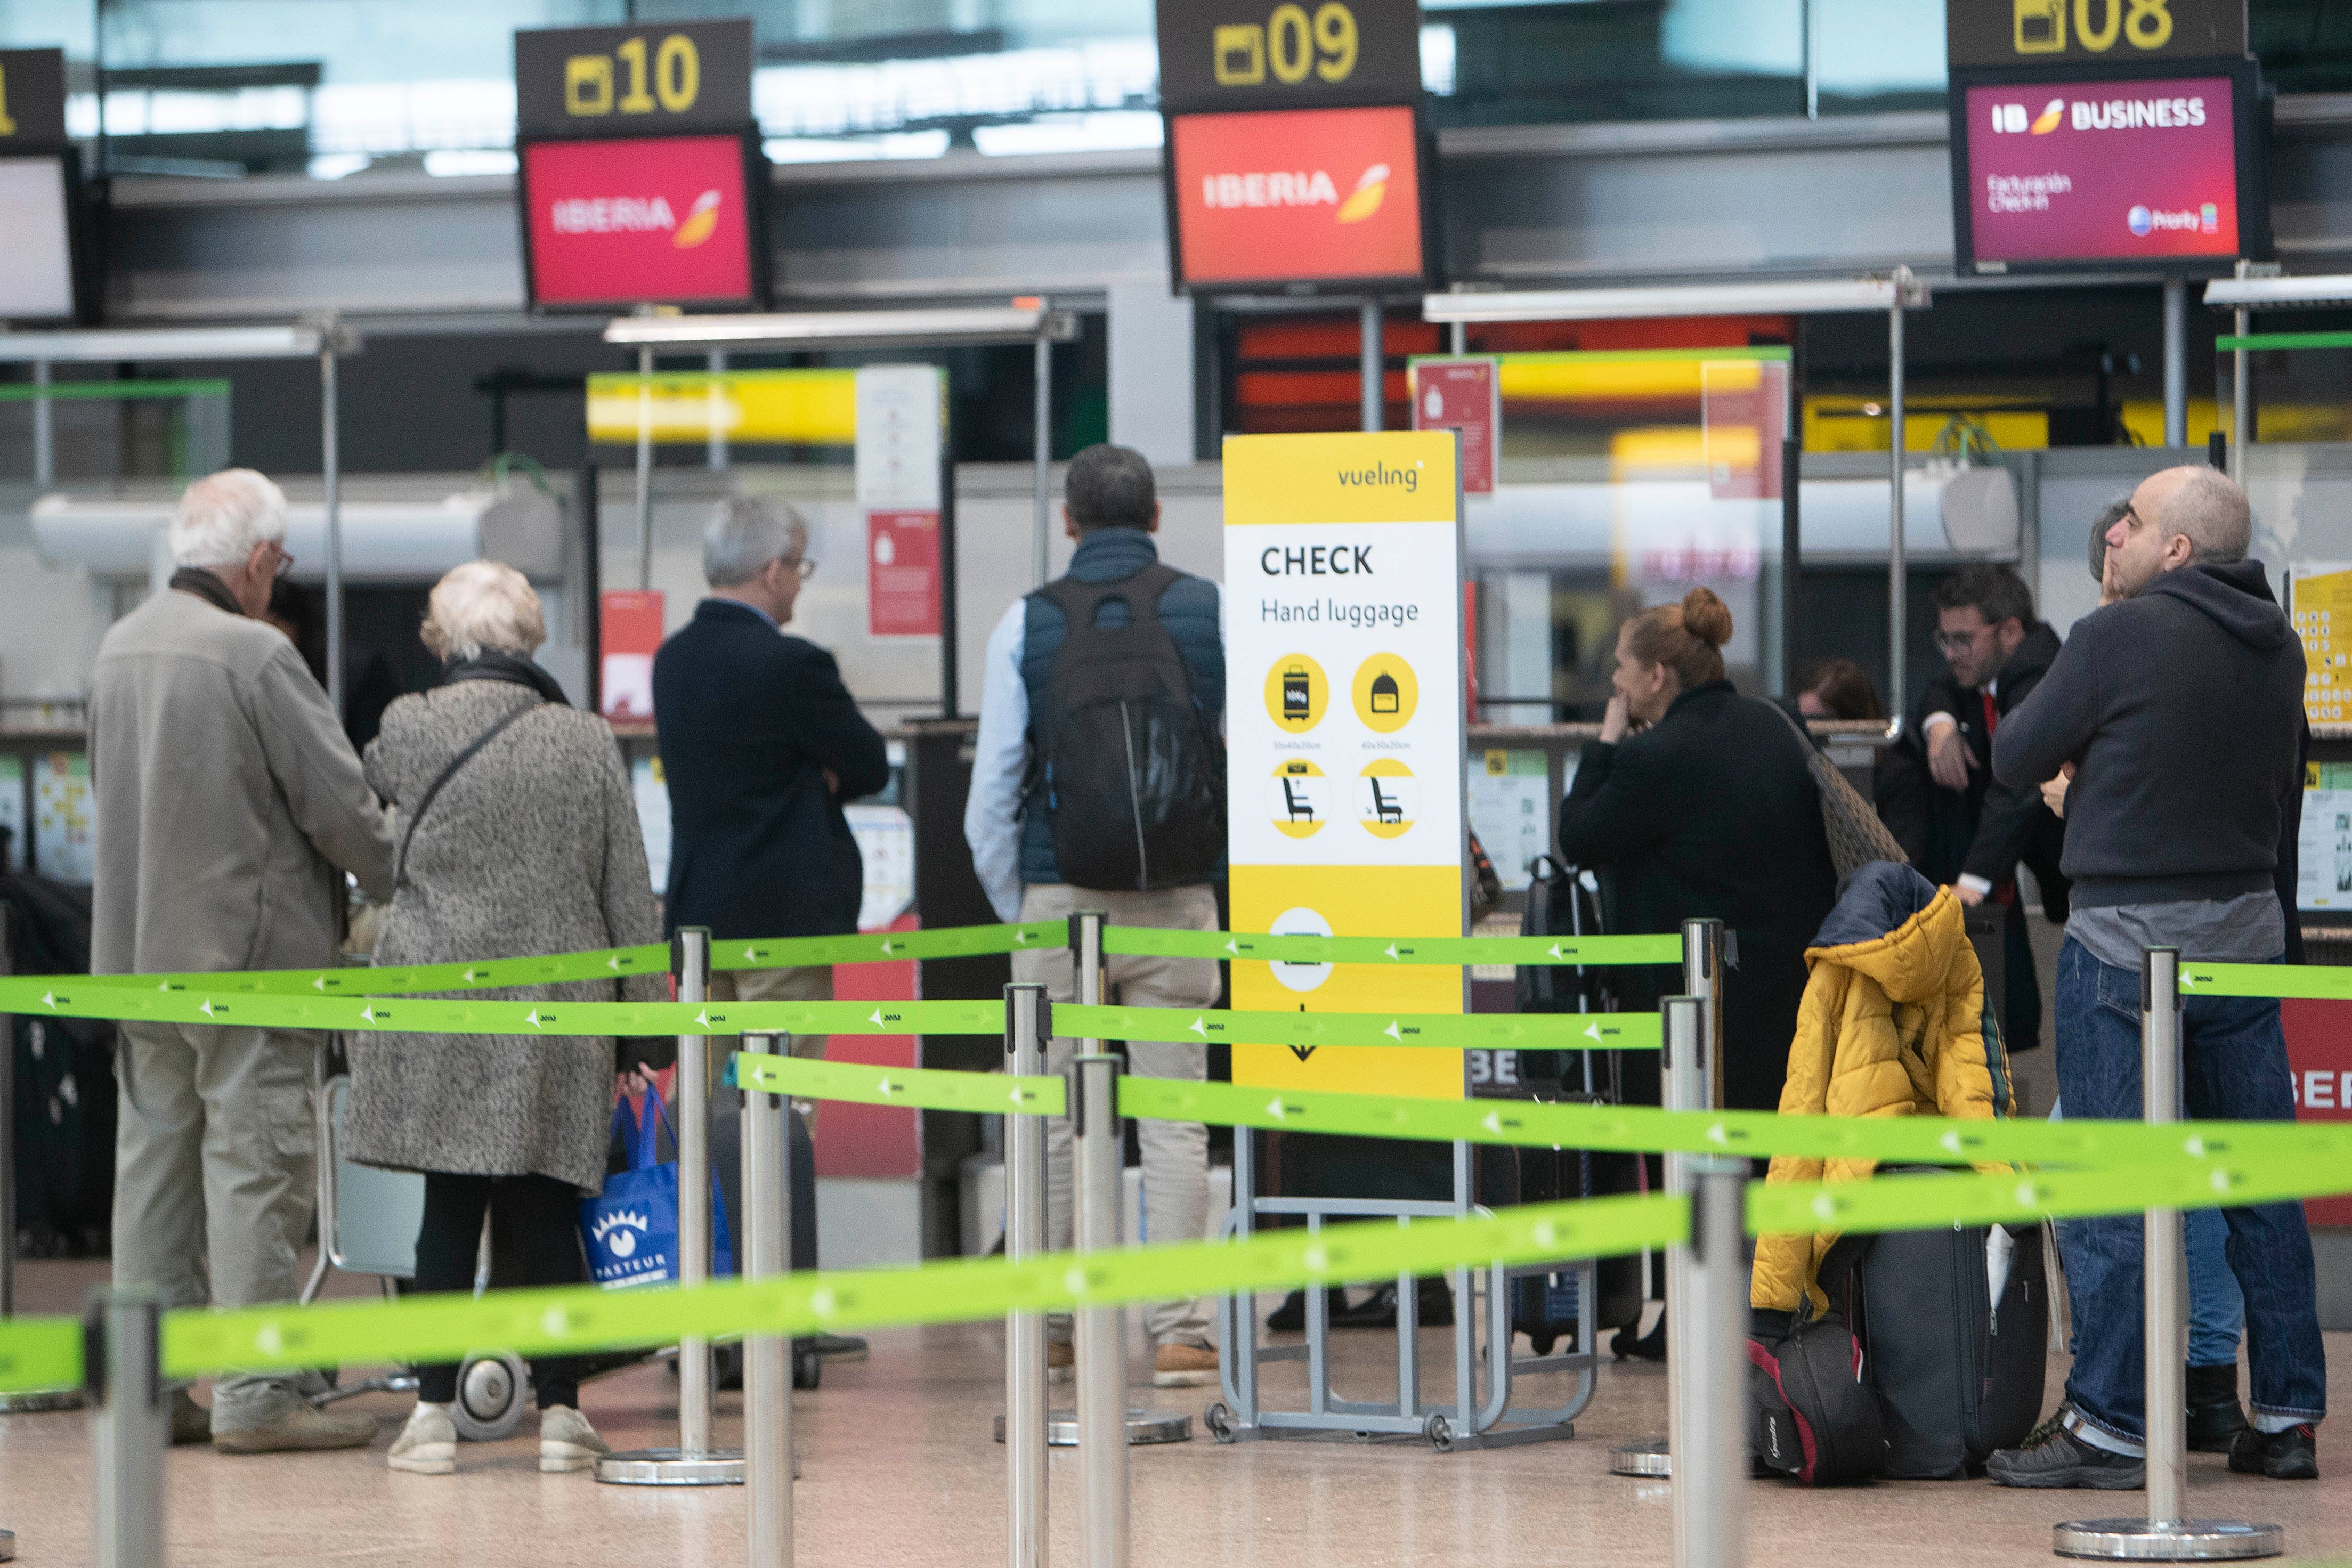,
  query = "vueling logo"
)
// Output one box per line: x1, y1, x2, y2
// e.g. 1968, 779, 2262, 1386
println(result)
1335, 460, 1419, 492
